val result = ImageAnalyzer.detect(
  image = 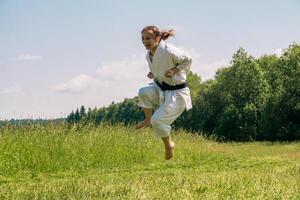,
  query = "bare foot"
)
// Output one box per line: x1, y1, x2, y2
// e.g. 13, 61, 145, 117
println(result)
135, 120, 151, 129
165, 142, 175, 160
